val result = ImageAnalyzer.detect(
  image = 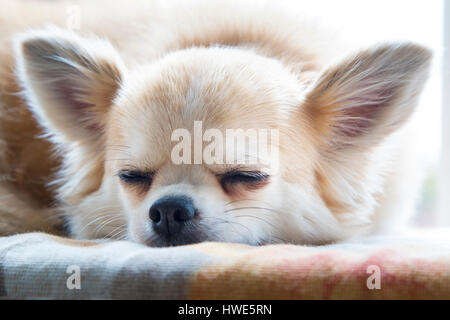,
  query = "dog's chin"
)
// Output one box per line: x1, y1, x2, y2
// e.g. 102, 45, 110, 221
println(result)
146, 237, 200, 248
143, 232, 275, 248
140, 230, 211, 248
127, 215, 273, 247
